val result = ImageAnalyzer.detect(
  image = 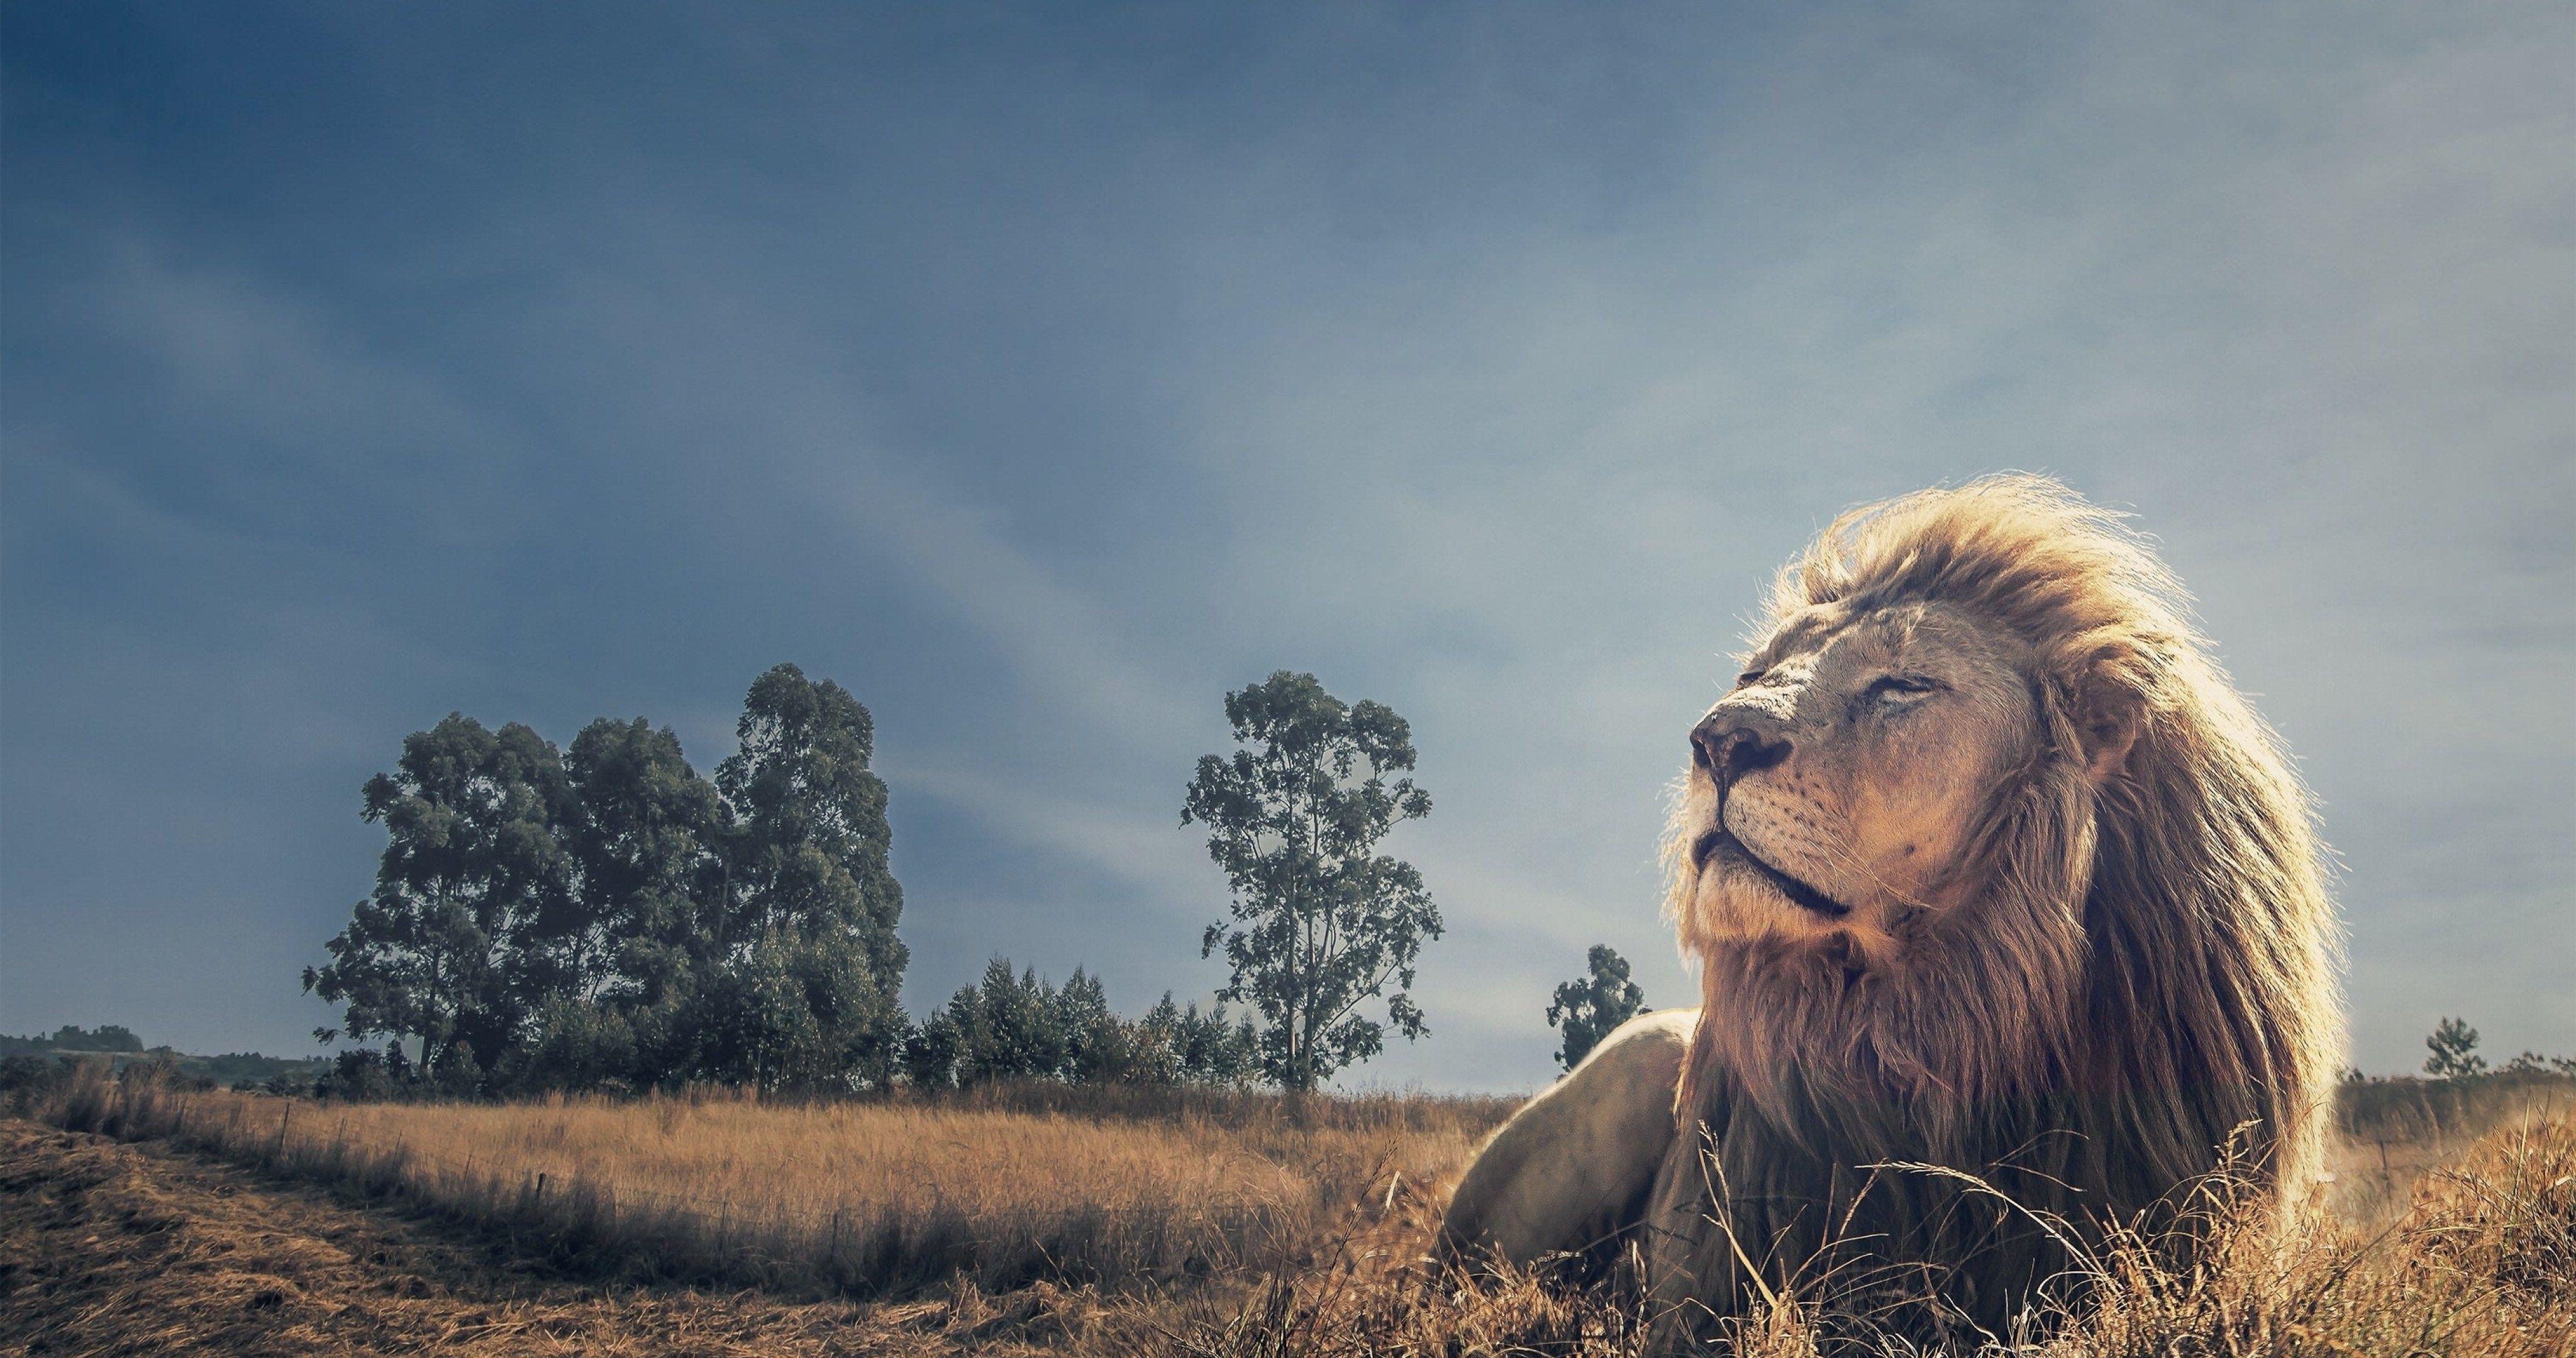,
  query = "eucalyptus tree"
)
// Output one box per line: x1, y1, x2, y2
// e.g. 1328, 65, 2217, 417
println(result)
1182, 671, 1441, 1091
712, 663, 908, 1085
562, 717, 727, 1000
304, 714, 575, 1078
